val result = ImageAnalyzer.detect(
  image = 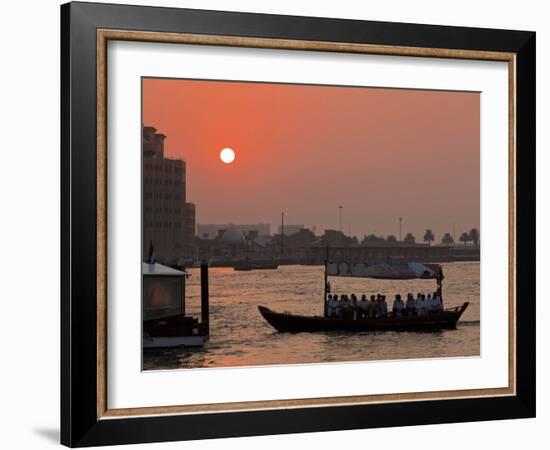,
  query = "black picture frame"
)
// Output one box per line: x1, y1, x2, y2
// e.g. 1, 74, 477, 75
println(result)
61, 1, 535, 447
